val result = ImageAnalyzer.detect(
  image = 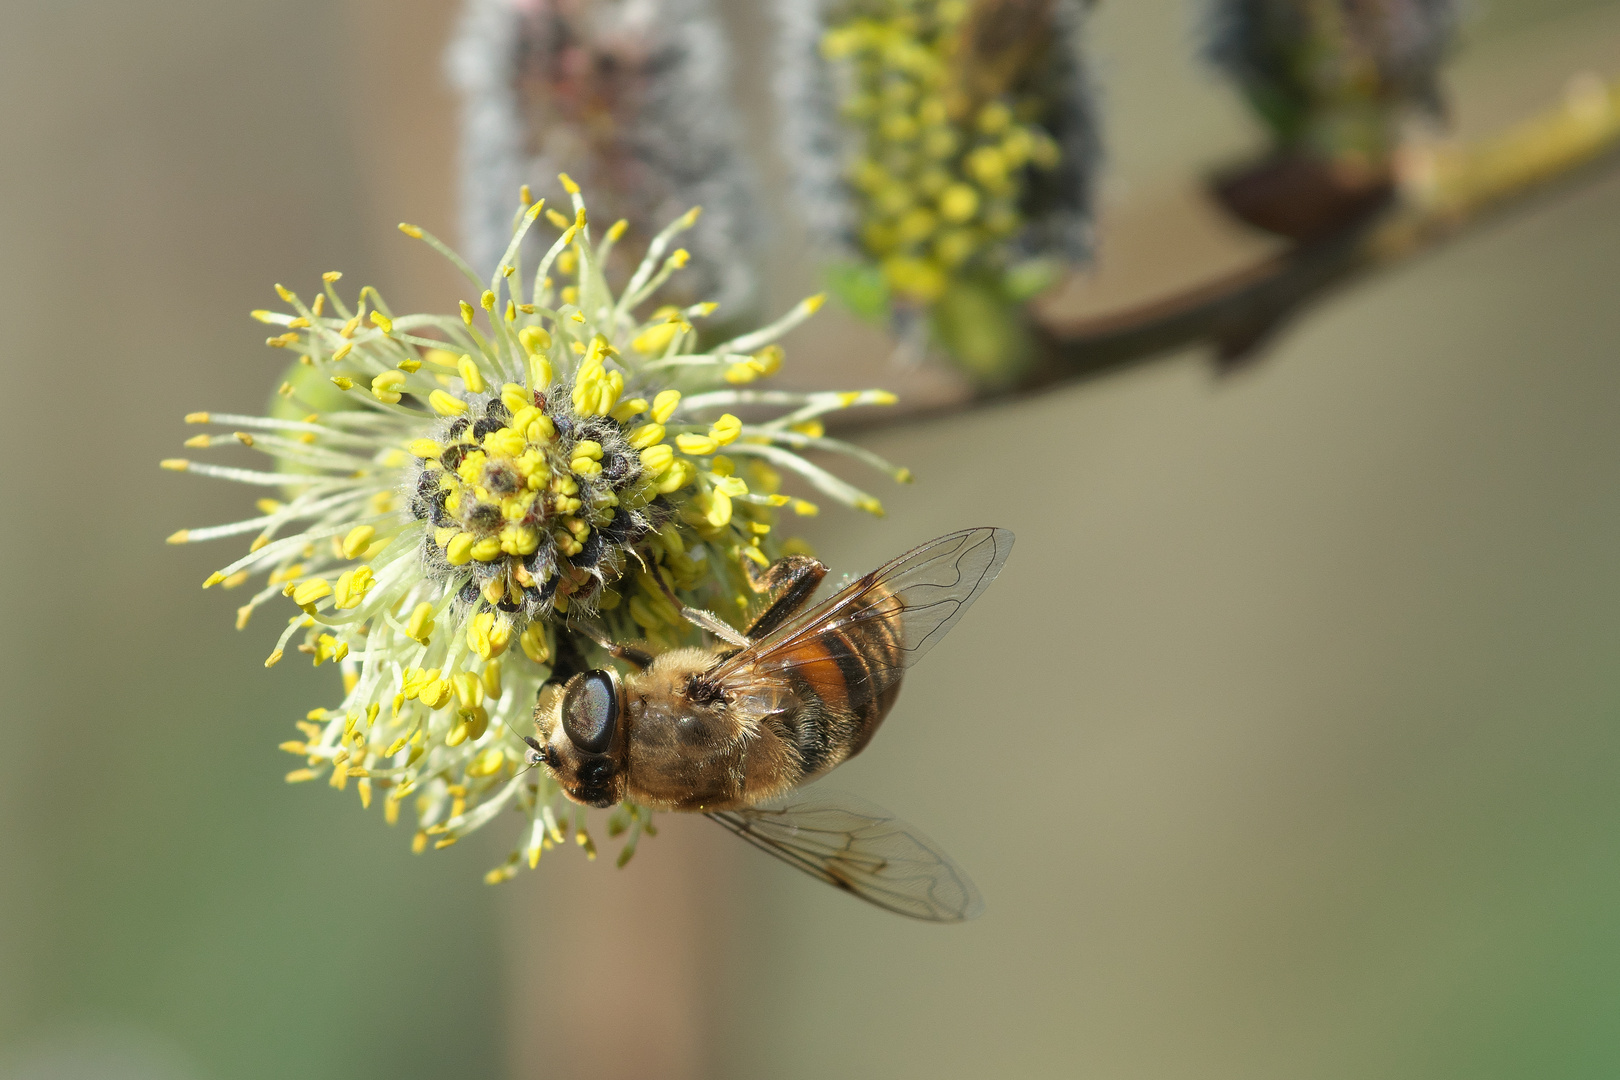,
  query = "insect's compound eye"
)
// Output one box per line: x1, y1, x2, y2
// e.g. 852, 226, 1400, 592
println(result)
561, 669, 619, 755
